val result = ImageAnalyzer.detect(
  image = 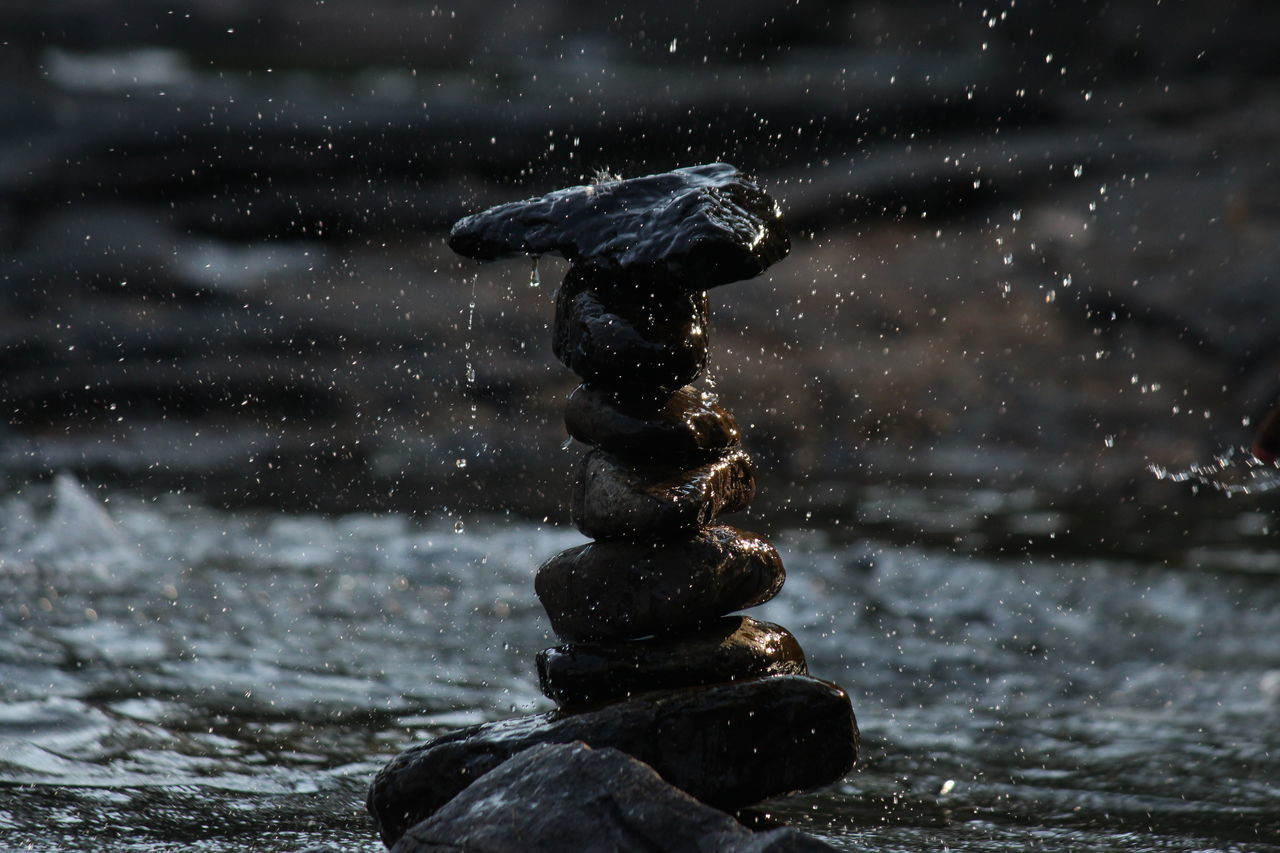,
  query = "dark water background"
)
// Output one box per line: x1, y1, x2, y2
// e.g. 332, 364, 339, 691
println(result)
4, 2, 1280, 850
